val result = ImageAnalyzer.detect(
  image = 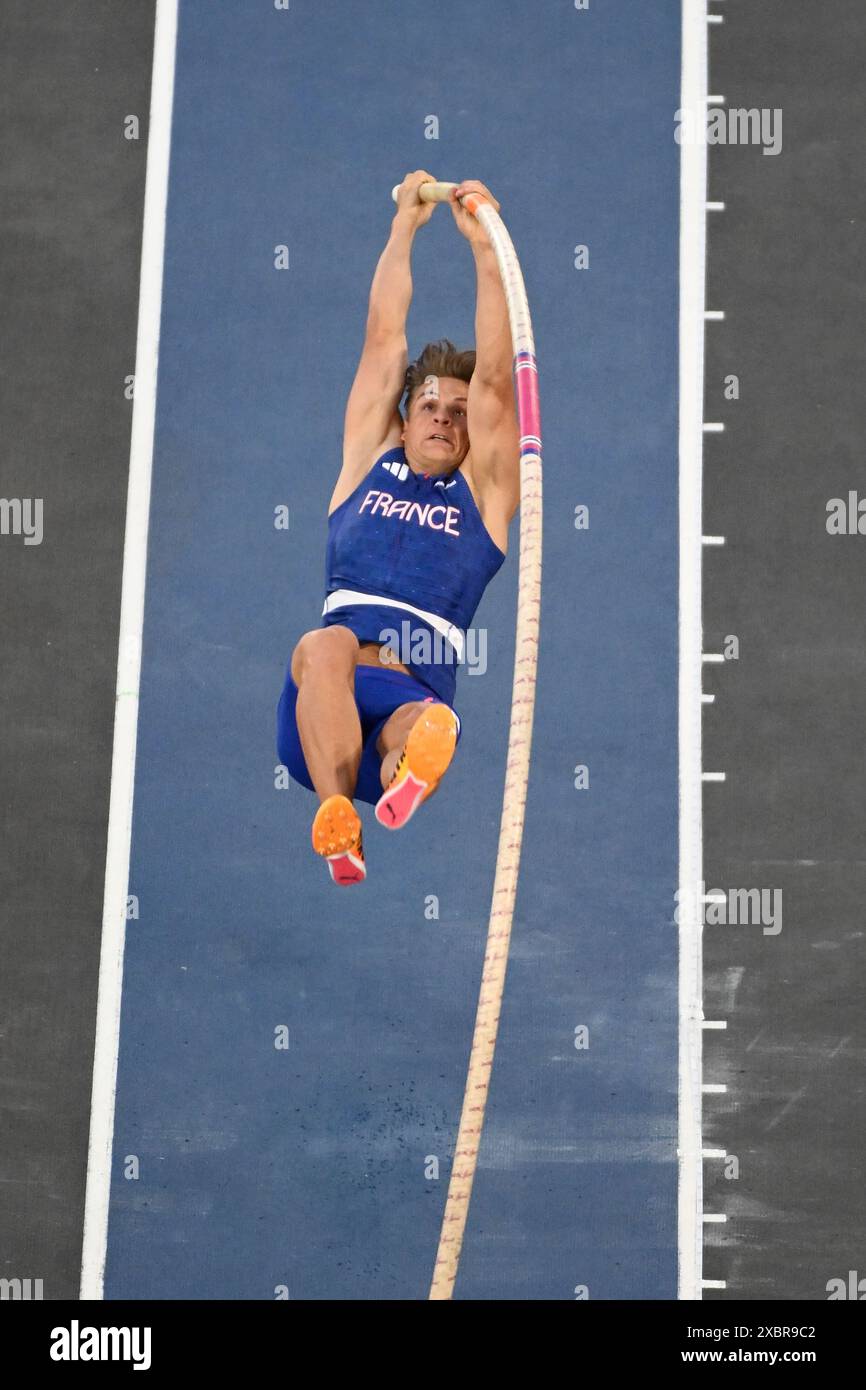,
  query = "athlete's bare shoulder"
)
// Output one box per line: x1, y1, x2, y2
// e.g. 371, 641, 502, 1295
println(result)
328, 421, 404, 516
